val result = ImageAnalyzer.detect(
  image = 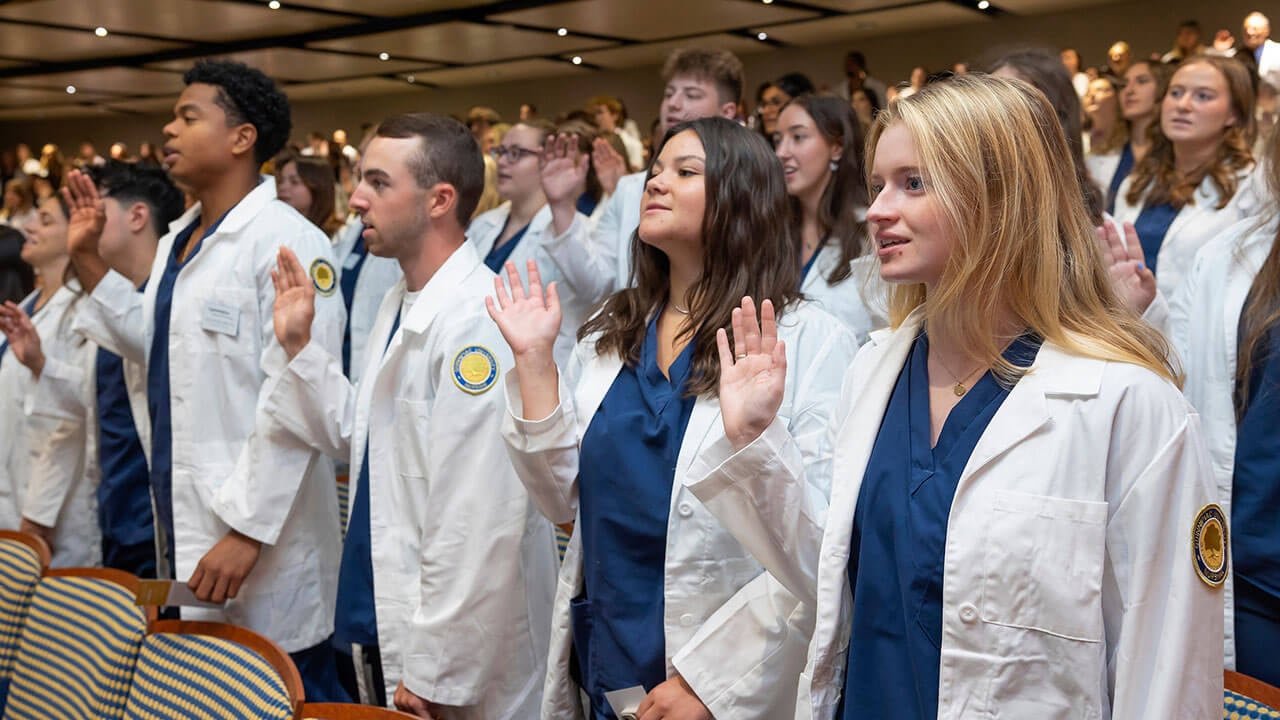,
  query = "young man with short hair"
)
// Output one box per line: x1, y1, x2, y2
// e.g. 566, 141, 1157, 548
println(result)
65, 59, 349, 701
267, 113, 556, 717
